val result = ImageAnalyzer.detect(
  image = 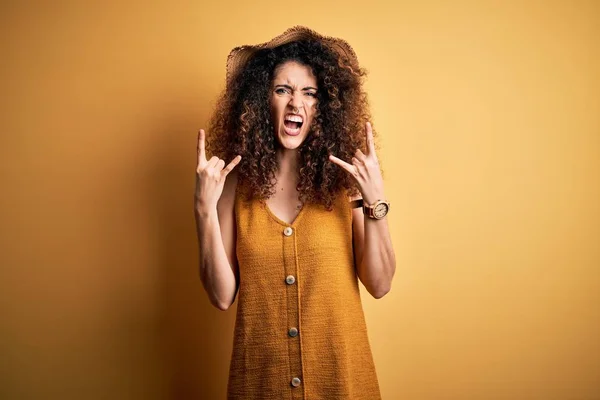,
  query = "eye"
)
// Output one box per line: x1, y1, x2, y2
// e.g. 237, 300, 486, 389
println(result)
305, 92, 317, 97
275, 88, 289, 95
